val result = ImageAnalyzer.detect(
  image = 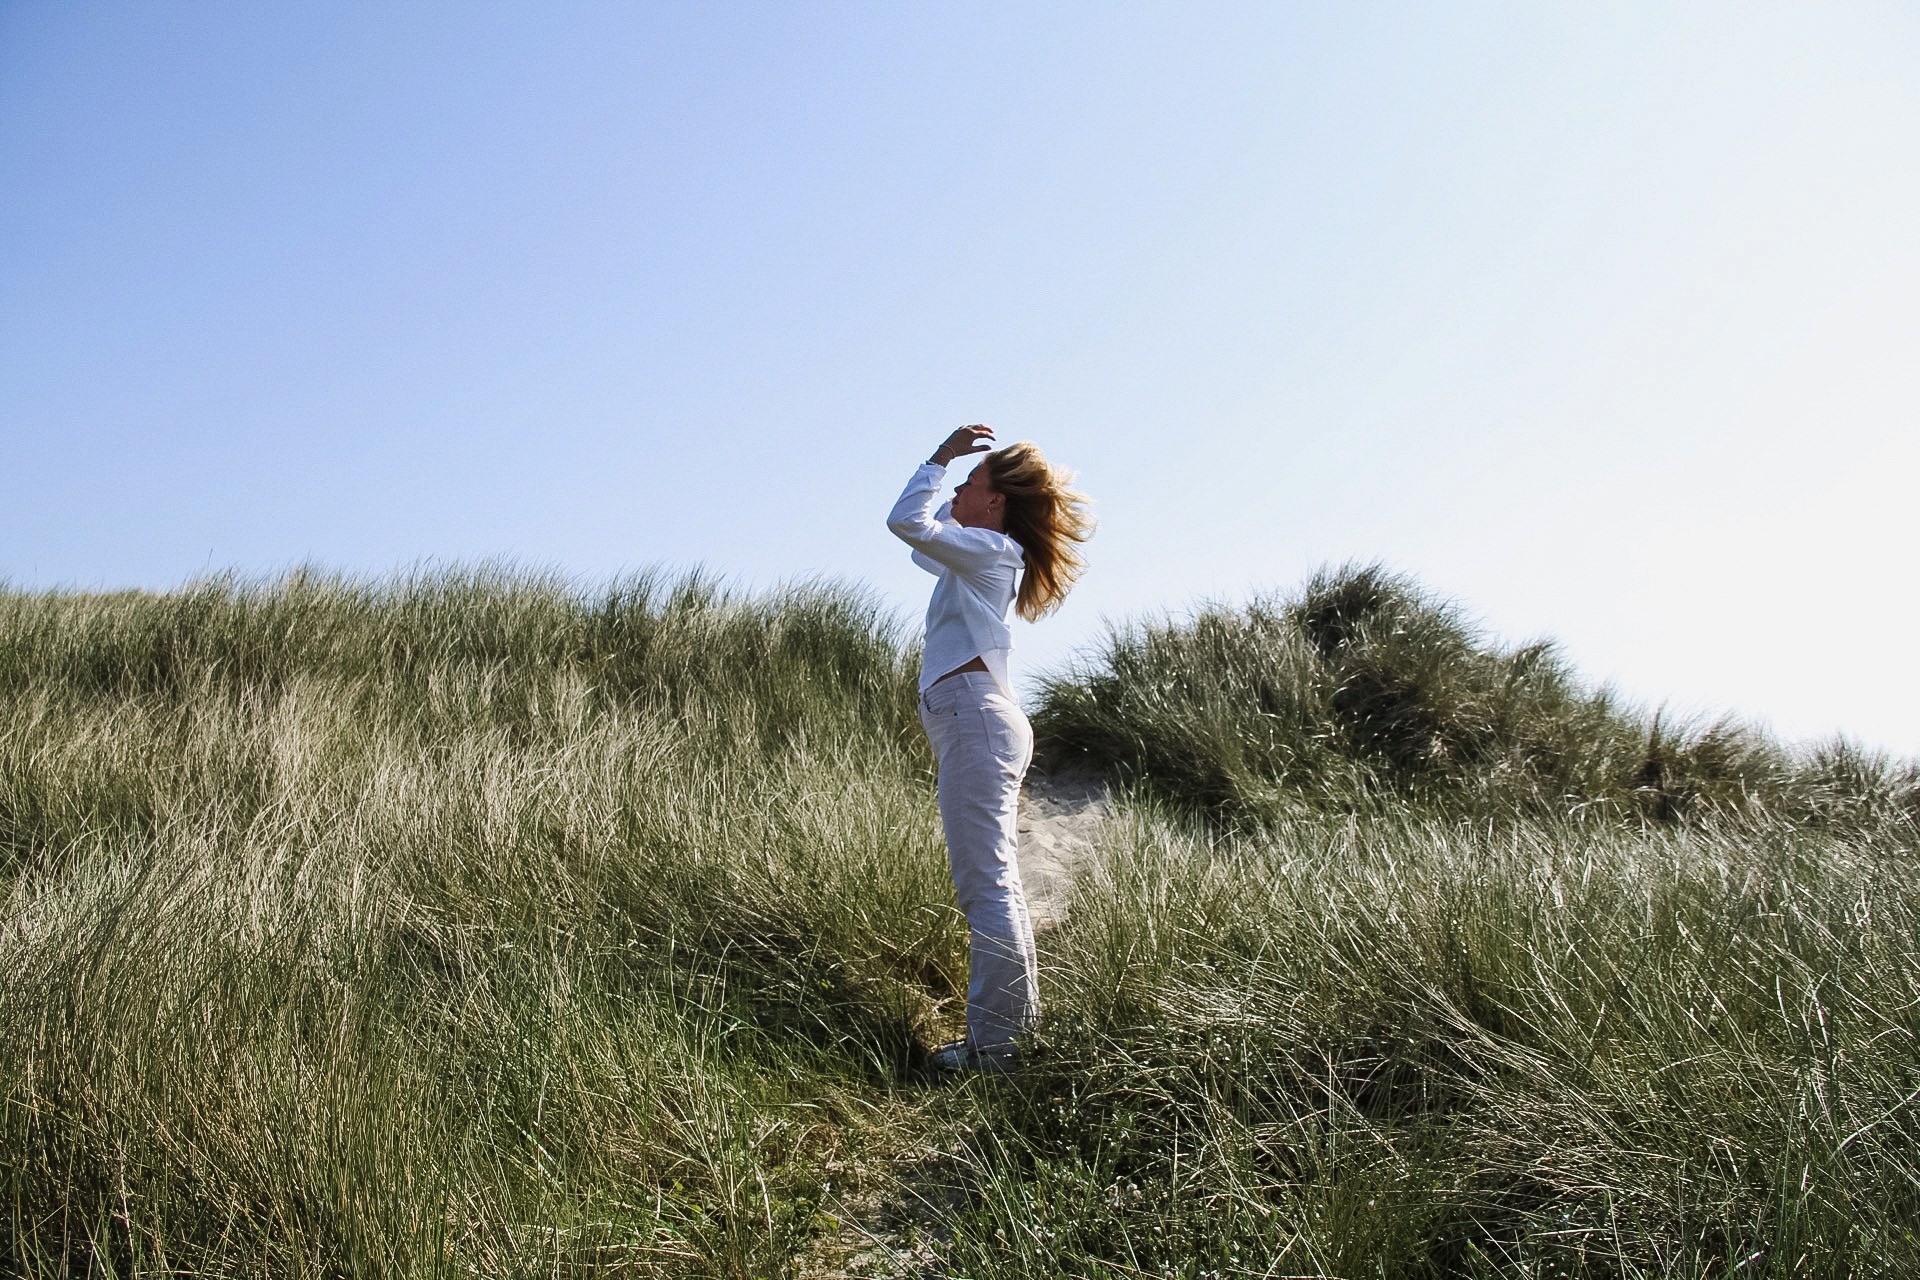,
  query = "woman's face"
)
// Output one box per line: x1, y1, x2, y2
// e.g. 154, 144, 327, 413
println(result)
950, 466, 1004, 530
